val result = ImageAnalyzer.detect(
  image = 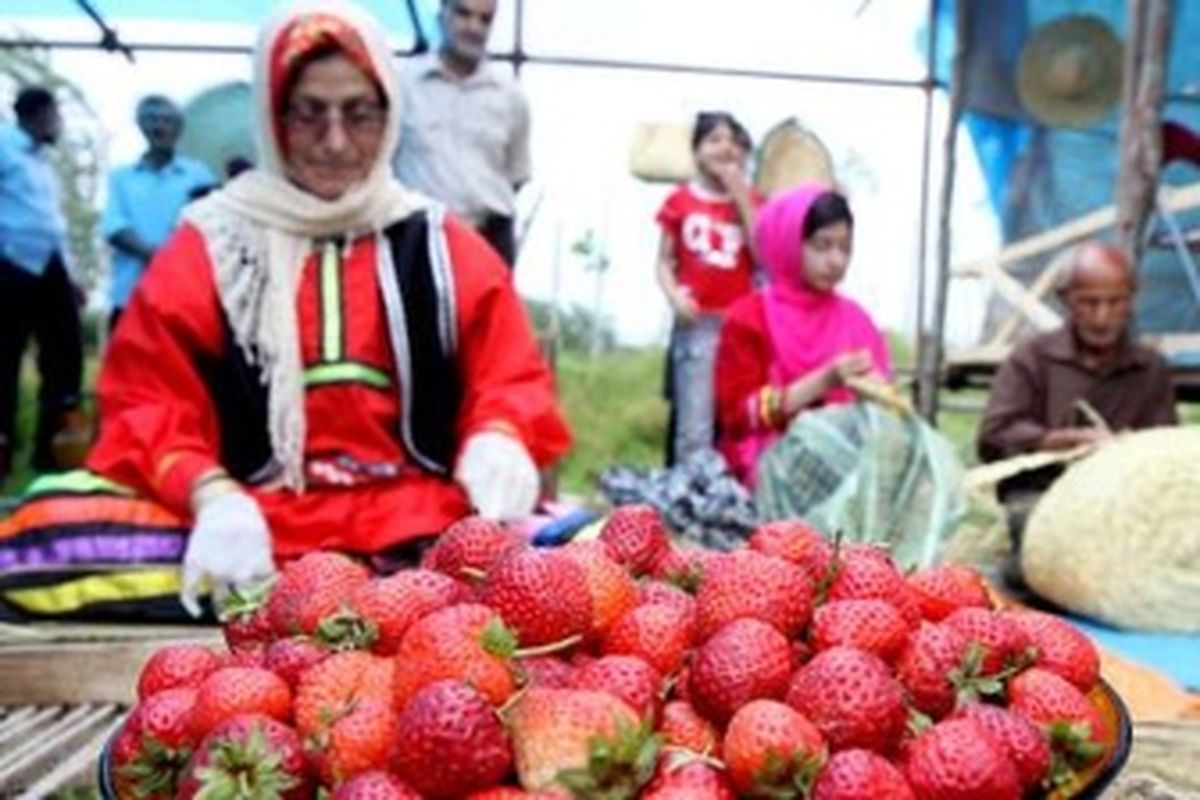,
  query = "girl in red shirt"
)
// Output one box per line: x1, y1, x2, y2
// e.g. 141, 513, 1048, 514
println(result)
655, 111, 759, 464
